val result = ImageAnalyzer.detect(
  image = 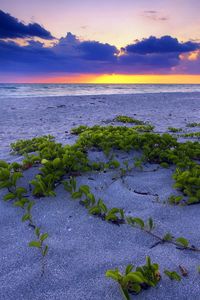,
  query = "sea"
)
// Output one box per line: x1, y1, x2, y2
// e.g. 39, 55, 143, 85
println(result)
1, 83, 200, 98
